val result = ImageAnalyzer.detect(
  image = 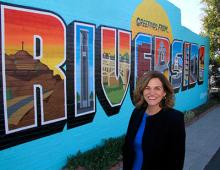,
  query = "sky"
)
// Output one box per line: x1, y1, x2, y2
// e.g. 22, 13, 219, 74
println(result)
168, 0, 205, 34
